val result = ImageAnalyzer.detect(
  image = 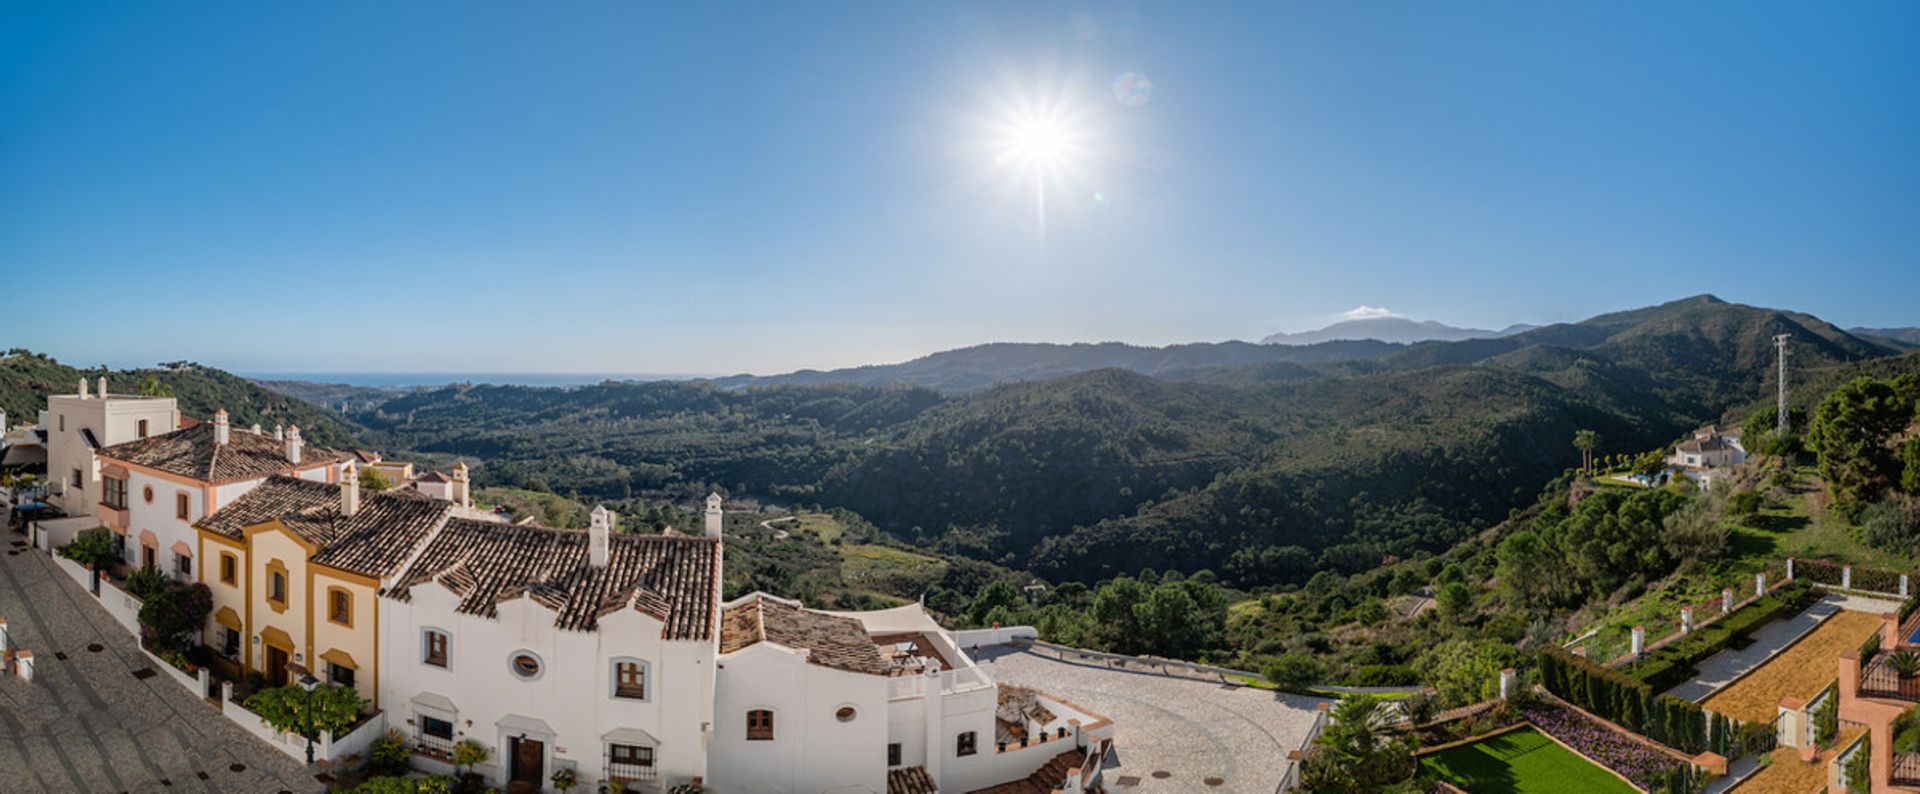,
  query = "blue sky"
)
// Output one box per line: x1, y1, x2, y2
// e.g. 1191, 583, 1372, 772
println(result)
2, 2, 1916, 375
